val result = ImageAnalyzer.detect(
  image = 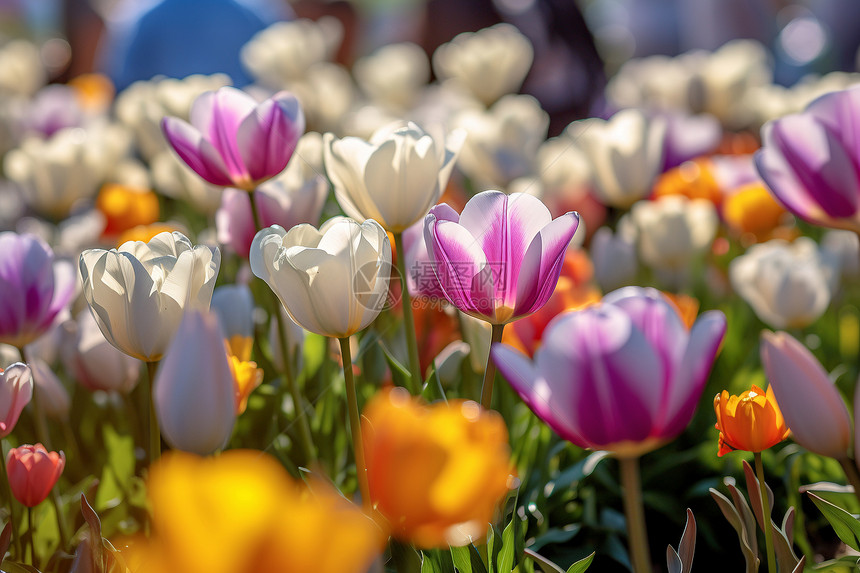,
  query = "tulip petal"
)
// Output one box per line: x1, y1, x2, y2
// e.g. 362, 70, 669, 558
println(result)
191, 87, 257, 182
426, 218, 492, 317
161, 117, 234, 187
492, 343, 588, 448
661, 310, 726, 437
326, 135, 386, 223
806, 86, 860, 157
514, 211, 579, 316
237, 92, 305, 184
